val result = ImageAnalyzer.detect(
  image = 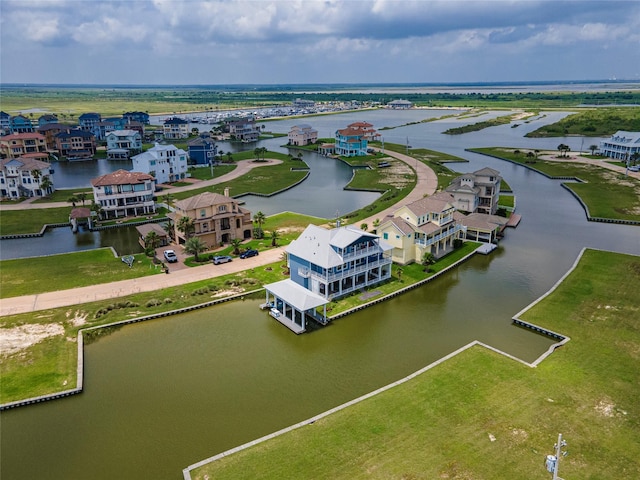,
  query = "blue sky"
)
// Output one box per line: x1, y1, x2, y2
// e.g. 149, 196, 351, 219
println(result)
1, 0, 639, 85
